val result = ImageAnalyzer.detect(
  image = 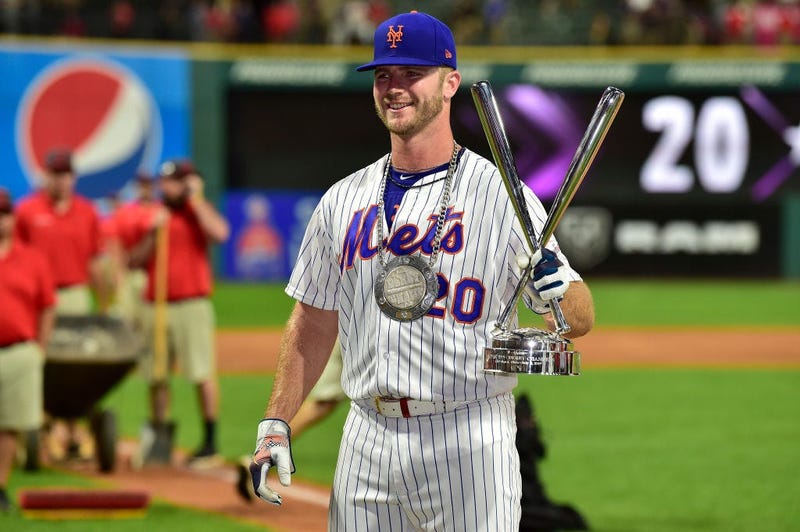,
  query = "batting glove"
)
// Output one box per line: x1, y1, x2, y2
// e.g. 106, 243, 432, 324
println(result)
518, 248, 570, 311
249, 418, 295, 506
